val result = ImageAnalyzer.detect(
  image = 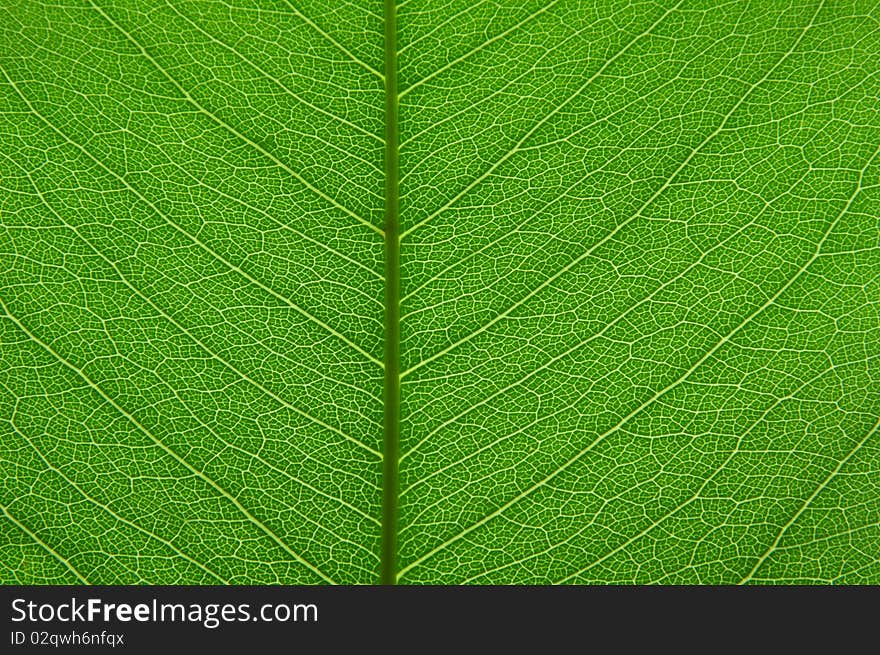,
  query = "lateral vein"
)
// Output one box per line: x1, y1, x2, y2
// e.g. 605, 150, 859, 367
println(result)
396, 129, 874, 581
0, 299, 338, 585
0, 503, 91, 584
1, 67, 384, 371
87, 0, 384, 237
